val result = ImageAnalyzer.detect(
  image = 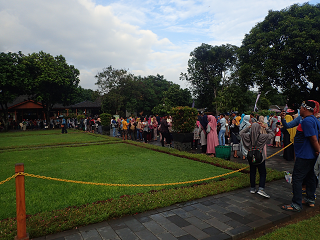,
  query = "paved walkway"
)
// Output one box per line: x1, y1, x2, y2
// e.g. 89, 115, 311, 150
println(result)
35, 142, 320, 240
